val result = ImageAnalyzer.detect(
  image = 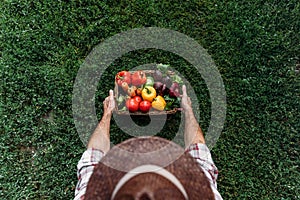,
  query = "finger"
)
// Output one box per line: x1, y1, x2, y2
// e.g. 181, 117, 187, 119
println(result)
103, 99, 107, 107
103, 96, 109, 105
